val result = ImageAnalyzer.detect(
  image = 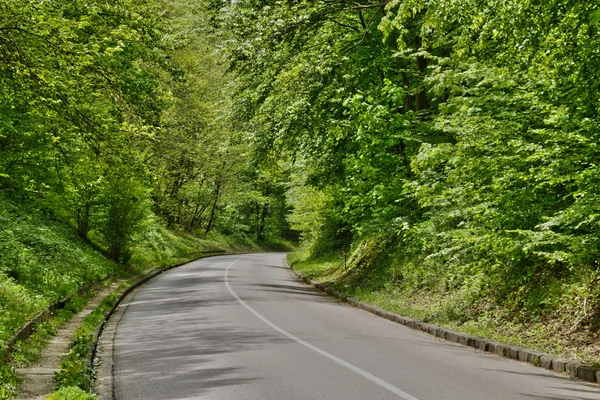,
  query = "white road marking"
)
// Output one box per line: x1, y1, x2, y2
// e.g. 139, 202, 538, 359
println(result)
224, 257, 421, 400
